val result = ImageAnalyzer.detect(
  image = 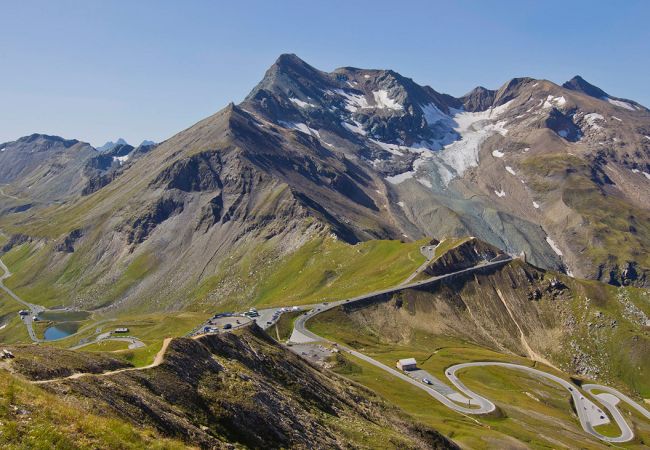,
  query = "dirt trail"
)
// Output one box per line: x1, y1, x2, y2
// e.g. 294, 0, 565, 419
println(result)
32, 337, 172, 384
0, 187, 20, 201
